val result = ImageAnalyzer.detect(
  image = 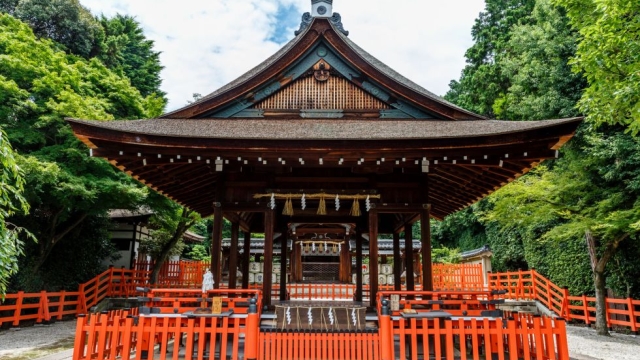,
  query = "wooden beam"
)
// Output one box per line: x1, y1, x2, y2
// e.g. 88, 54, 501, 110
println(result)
393, 232, 401, 291
279, 229, 287, 301
355, 228, 363, 302
369, 210, 379, 308
421, 205, 433, 291
242, 231, 251, 289
211, 204, 223, 288
404, 224, 415, 292
228, 222, 239, 290
263, 209, 275, 307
